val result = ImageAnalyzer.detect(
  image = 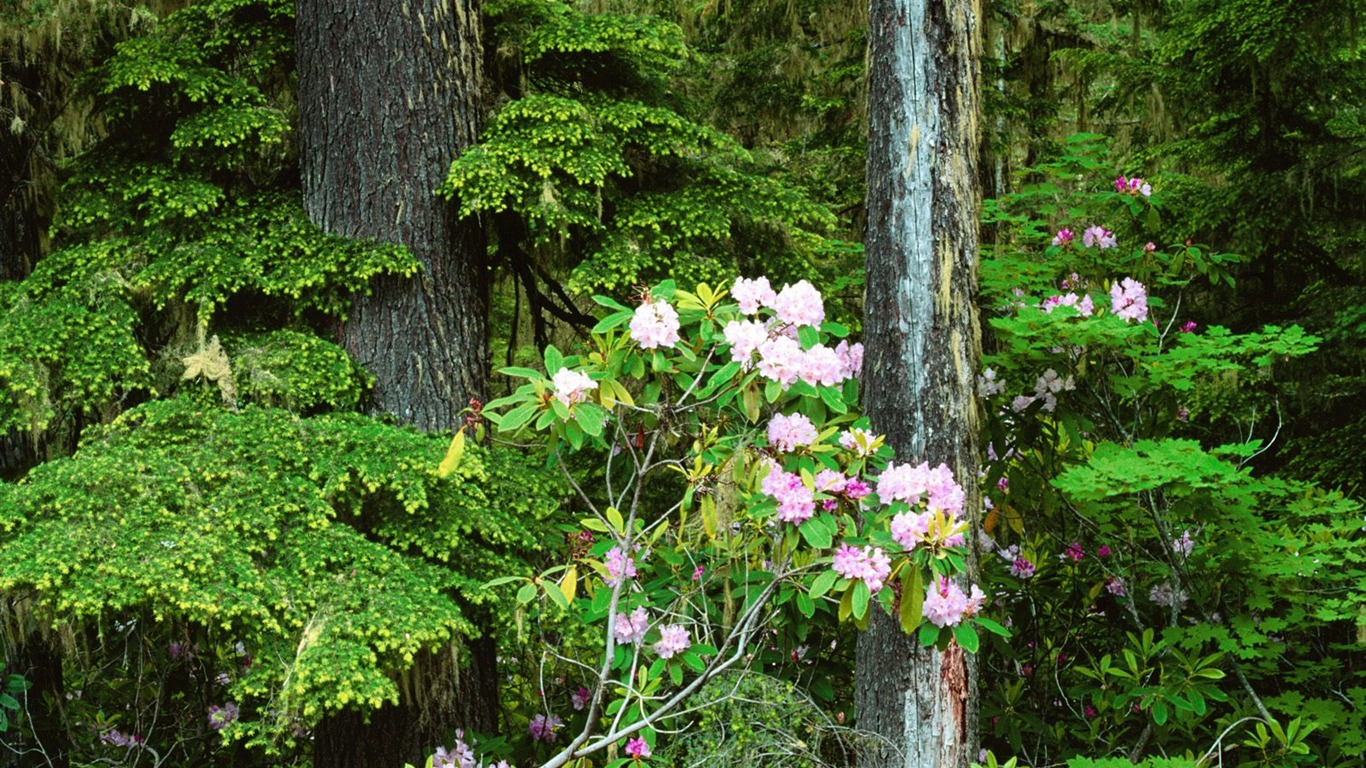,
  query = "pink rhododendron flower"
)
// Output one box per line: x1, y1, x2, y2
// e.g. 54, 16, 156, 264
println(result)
1041, 292, 1095, 317
1010, 557, 1035, 579
768, 412, 818, 452
1180, 320, 1198, 333
756, 335, 804, 387
604, 546, 637, 587
529, 713, 562, 743
814, 469, 848, 494
800, 343, 846, 387
1064, 542, 1085, 562
760, 464, 816, 524
571, 686, 591, 711
835, 340, 863, 380
923, 577, 979, 627
1097, 545, 1112, 557
723, 319, 769, 367
1083, 225, 1117, 249
890, 510, 931, 550
838, 428, 878, 456
1109, 277, 1149, 322
831, 543, 892, 594
1105, 577, 1127, 596
654, 624, 691, 659
626, 736, 652, 760
731, 276, 776, 314
771, 280, 825, 327
1052, 228, 1075, 246
551, 368, 597, 407
877, 461, 964, 515
613, 606, 649, 645
629, 299, 680, 349
1172, 529, 1194, 557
